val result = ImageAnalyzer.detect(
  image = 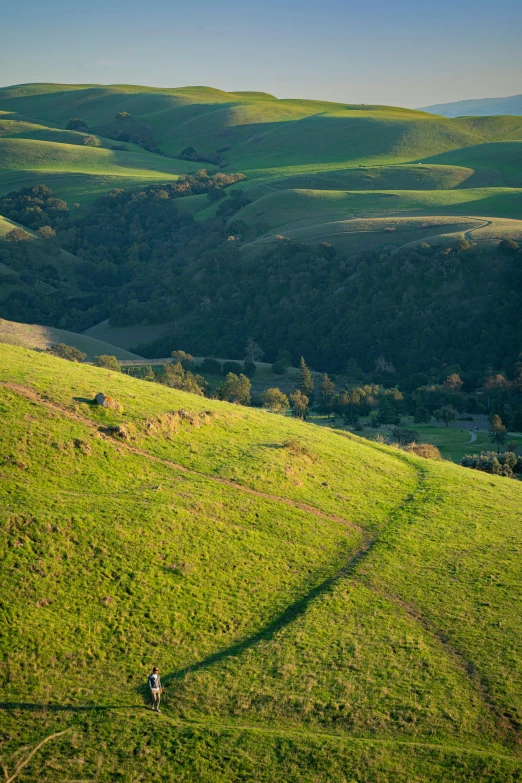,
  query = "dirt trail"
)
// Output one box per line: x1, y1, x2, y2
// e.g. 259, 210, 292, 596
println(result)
1, 382, 362, 535
3, 728, 72, 783
464, 218, 494, 242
